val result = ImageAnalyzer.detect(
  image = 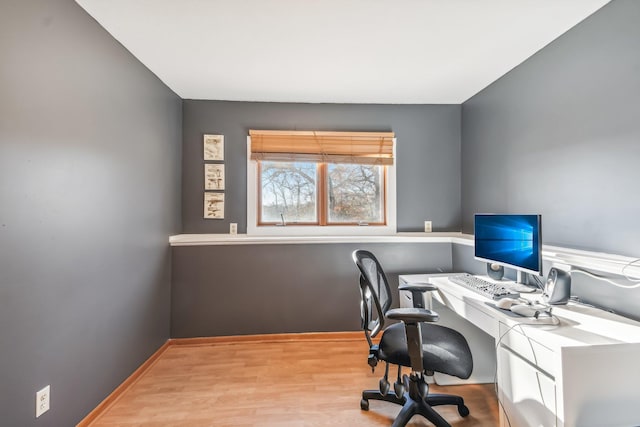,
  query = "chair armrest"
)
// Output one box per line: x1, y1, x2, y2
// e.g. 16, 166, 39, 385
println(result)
398, 282, 438, 292
398, 283, 438, 309
386, 307, 439, 323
